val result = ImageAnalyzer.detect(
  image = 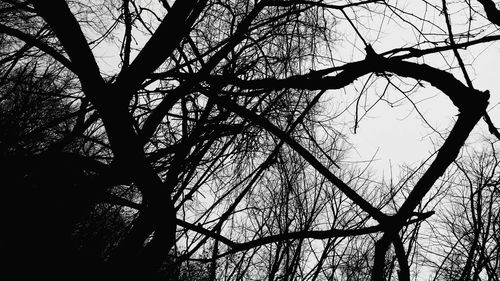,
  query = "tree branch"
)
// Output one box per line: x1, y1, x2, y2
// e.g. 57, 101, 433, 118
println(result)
0, 23, 75, 73
483, 111, 500, 142
209, 93, 387, 222
115, 0, 207, 95
477, 0, 500, 26
31, 0, 104, 92
138, 0, 269, 143
394, 235, 410, 281
231, 225, 383, 253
